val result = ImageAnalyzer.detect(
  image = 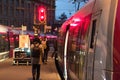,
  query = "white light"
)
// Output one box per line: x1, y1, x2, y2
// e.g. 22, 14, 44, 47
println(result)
70, 18, 82, 26
27, 49, 30, 53
41, 9, 44, 12
70, 23, 78, 26
73, 18, 81, 22
41, 16, 44, 19
100, 60, 102, 64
